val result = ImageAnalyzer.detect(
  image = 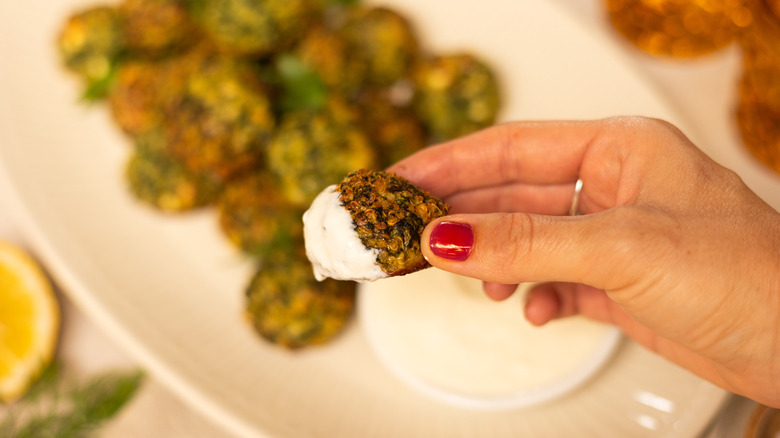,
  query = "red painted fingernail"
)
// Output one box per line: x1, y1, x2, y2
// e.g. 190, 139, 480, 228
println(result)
429, 221, 473, 261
